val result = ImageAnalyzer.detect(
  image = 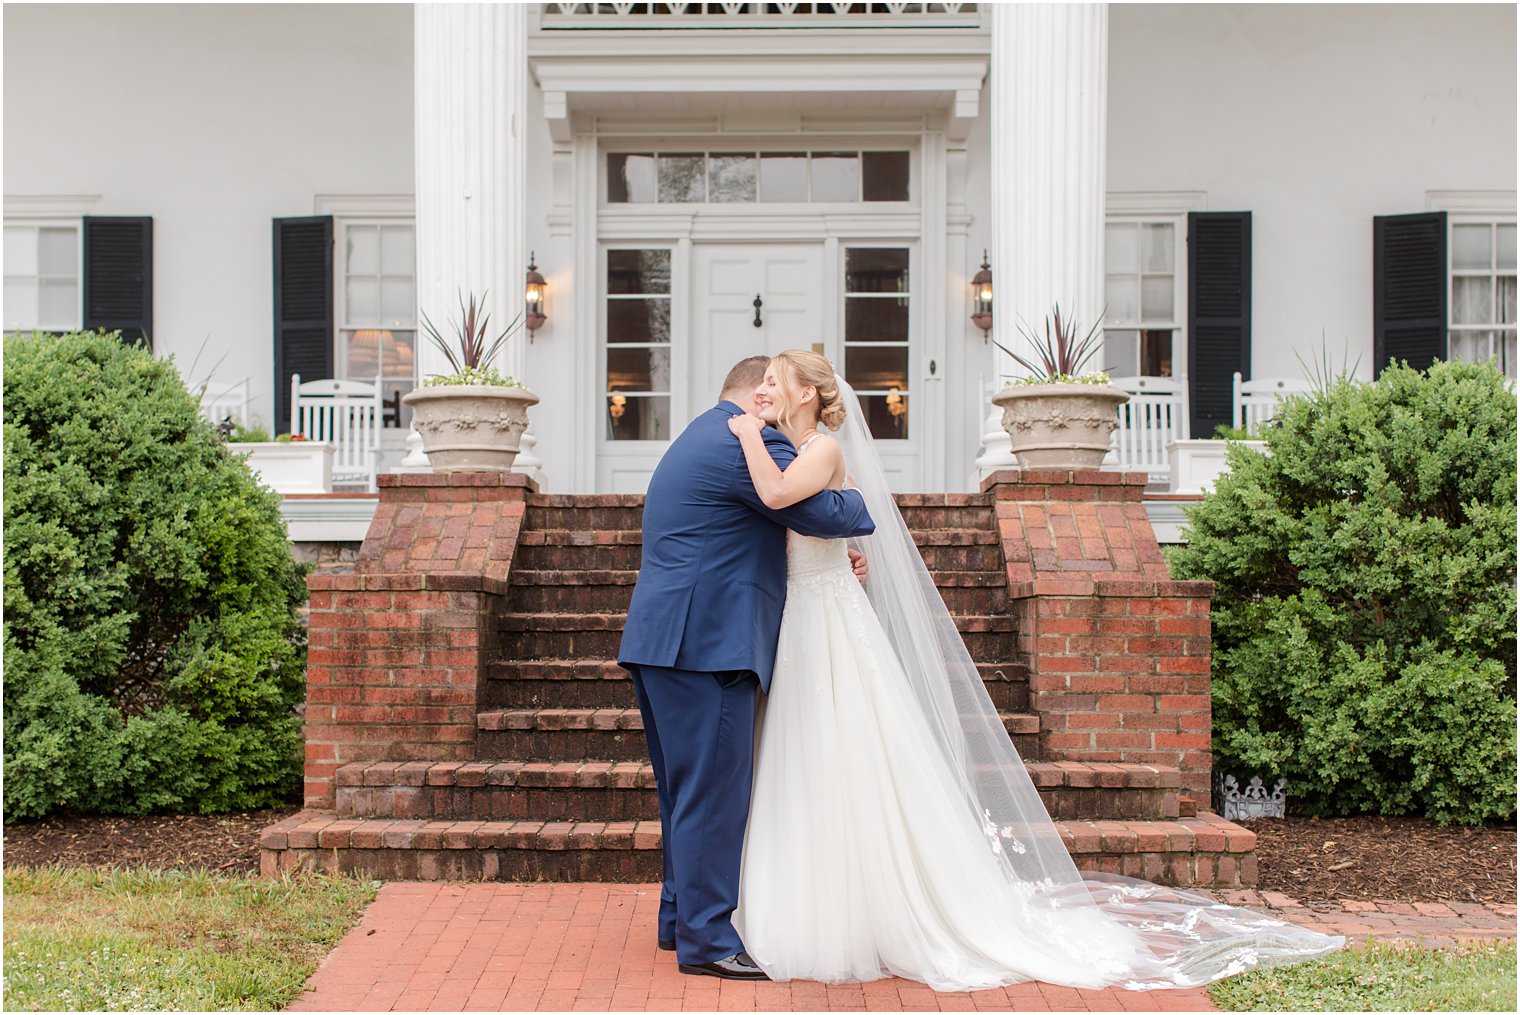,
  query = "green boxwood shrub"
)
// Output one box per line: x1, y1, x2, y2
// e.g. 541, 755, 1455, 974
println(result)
1169, 360, 1516, 825
4, 331, 308, 819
